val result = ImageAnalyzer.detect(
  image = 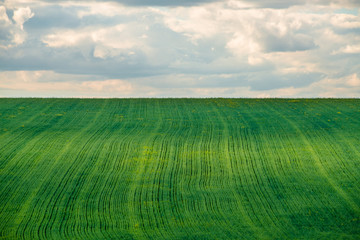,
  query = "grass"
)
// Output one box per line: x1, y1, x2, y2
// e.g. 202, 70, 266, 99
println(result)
0, 98, 359, 239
